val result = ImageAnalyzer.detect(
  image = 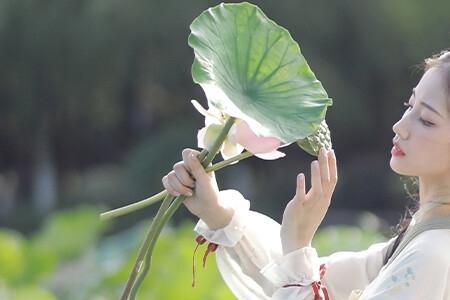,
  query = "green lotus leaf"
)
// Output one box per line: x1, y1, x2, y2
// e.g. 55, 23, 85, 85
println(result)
188, 2, 332, 144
